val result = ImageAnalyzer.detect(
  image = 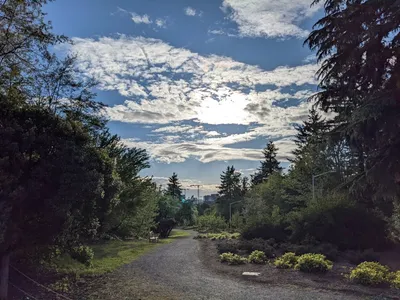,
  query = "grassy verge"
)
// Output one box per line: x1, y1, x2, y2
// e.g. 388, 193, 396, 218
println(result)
47, 230, 189, 277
